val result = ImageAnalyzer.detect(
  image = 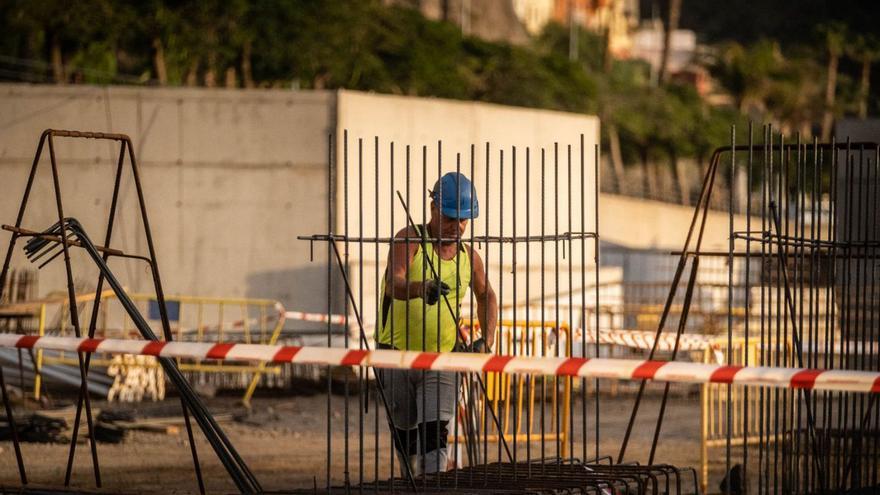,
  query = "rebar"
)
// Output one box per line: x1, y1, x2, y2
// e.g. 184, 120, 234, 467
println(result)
300, 131, 675, 493
0, 130, 257, 493
632, 129, 880, 493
